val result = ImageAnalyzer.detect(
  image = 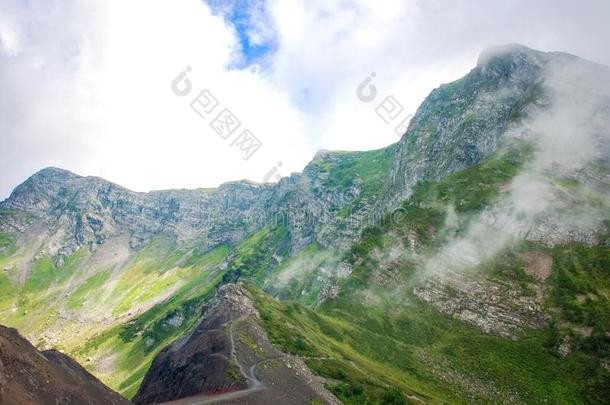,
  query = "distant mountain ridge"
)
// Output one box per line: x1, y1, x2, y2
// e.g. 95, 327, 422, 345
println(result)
5, 44, 608, 262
